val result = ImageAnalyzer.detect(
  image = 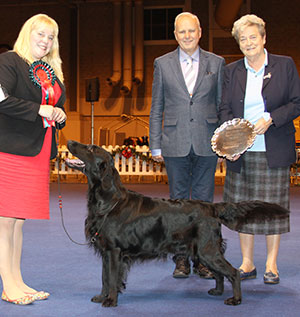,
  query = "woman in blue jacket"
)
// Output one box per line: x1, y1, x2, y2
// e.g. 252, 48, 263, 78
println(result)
219, 14, 300, 285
